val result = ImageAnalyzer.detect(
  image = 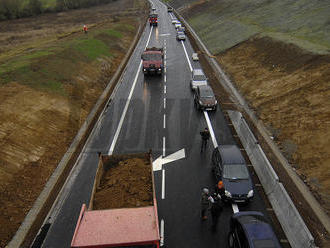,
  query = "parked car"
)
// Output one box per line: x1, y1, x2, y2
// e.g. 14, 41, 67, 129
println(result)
177, 26, 185, 33
228, 211, 282, 248
167, 6, 173, 12
190, 69, 208, 90
194, 85, 217, 111
151, 6, 156, 11
192, 53, 199, 61
176, 31, 186, 41
172, 19, 179, 24
175, 22, 182, 29
212, 145, 254, 203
